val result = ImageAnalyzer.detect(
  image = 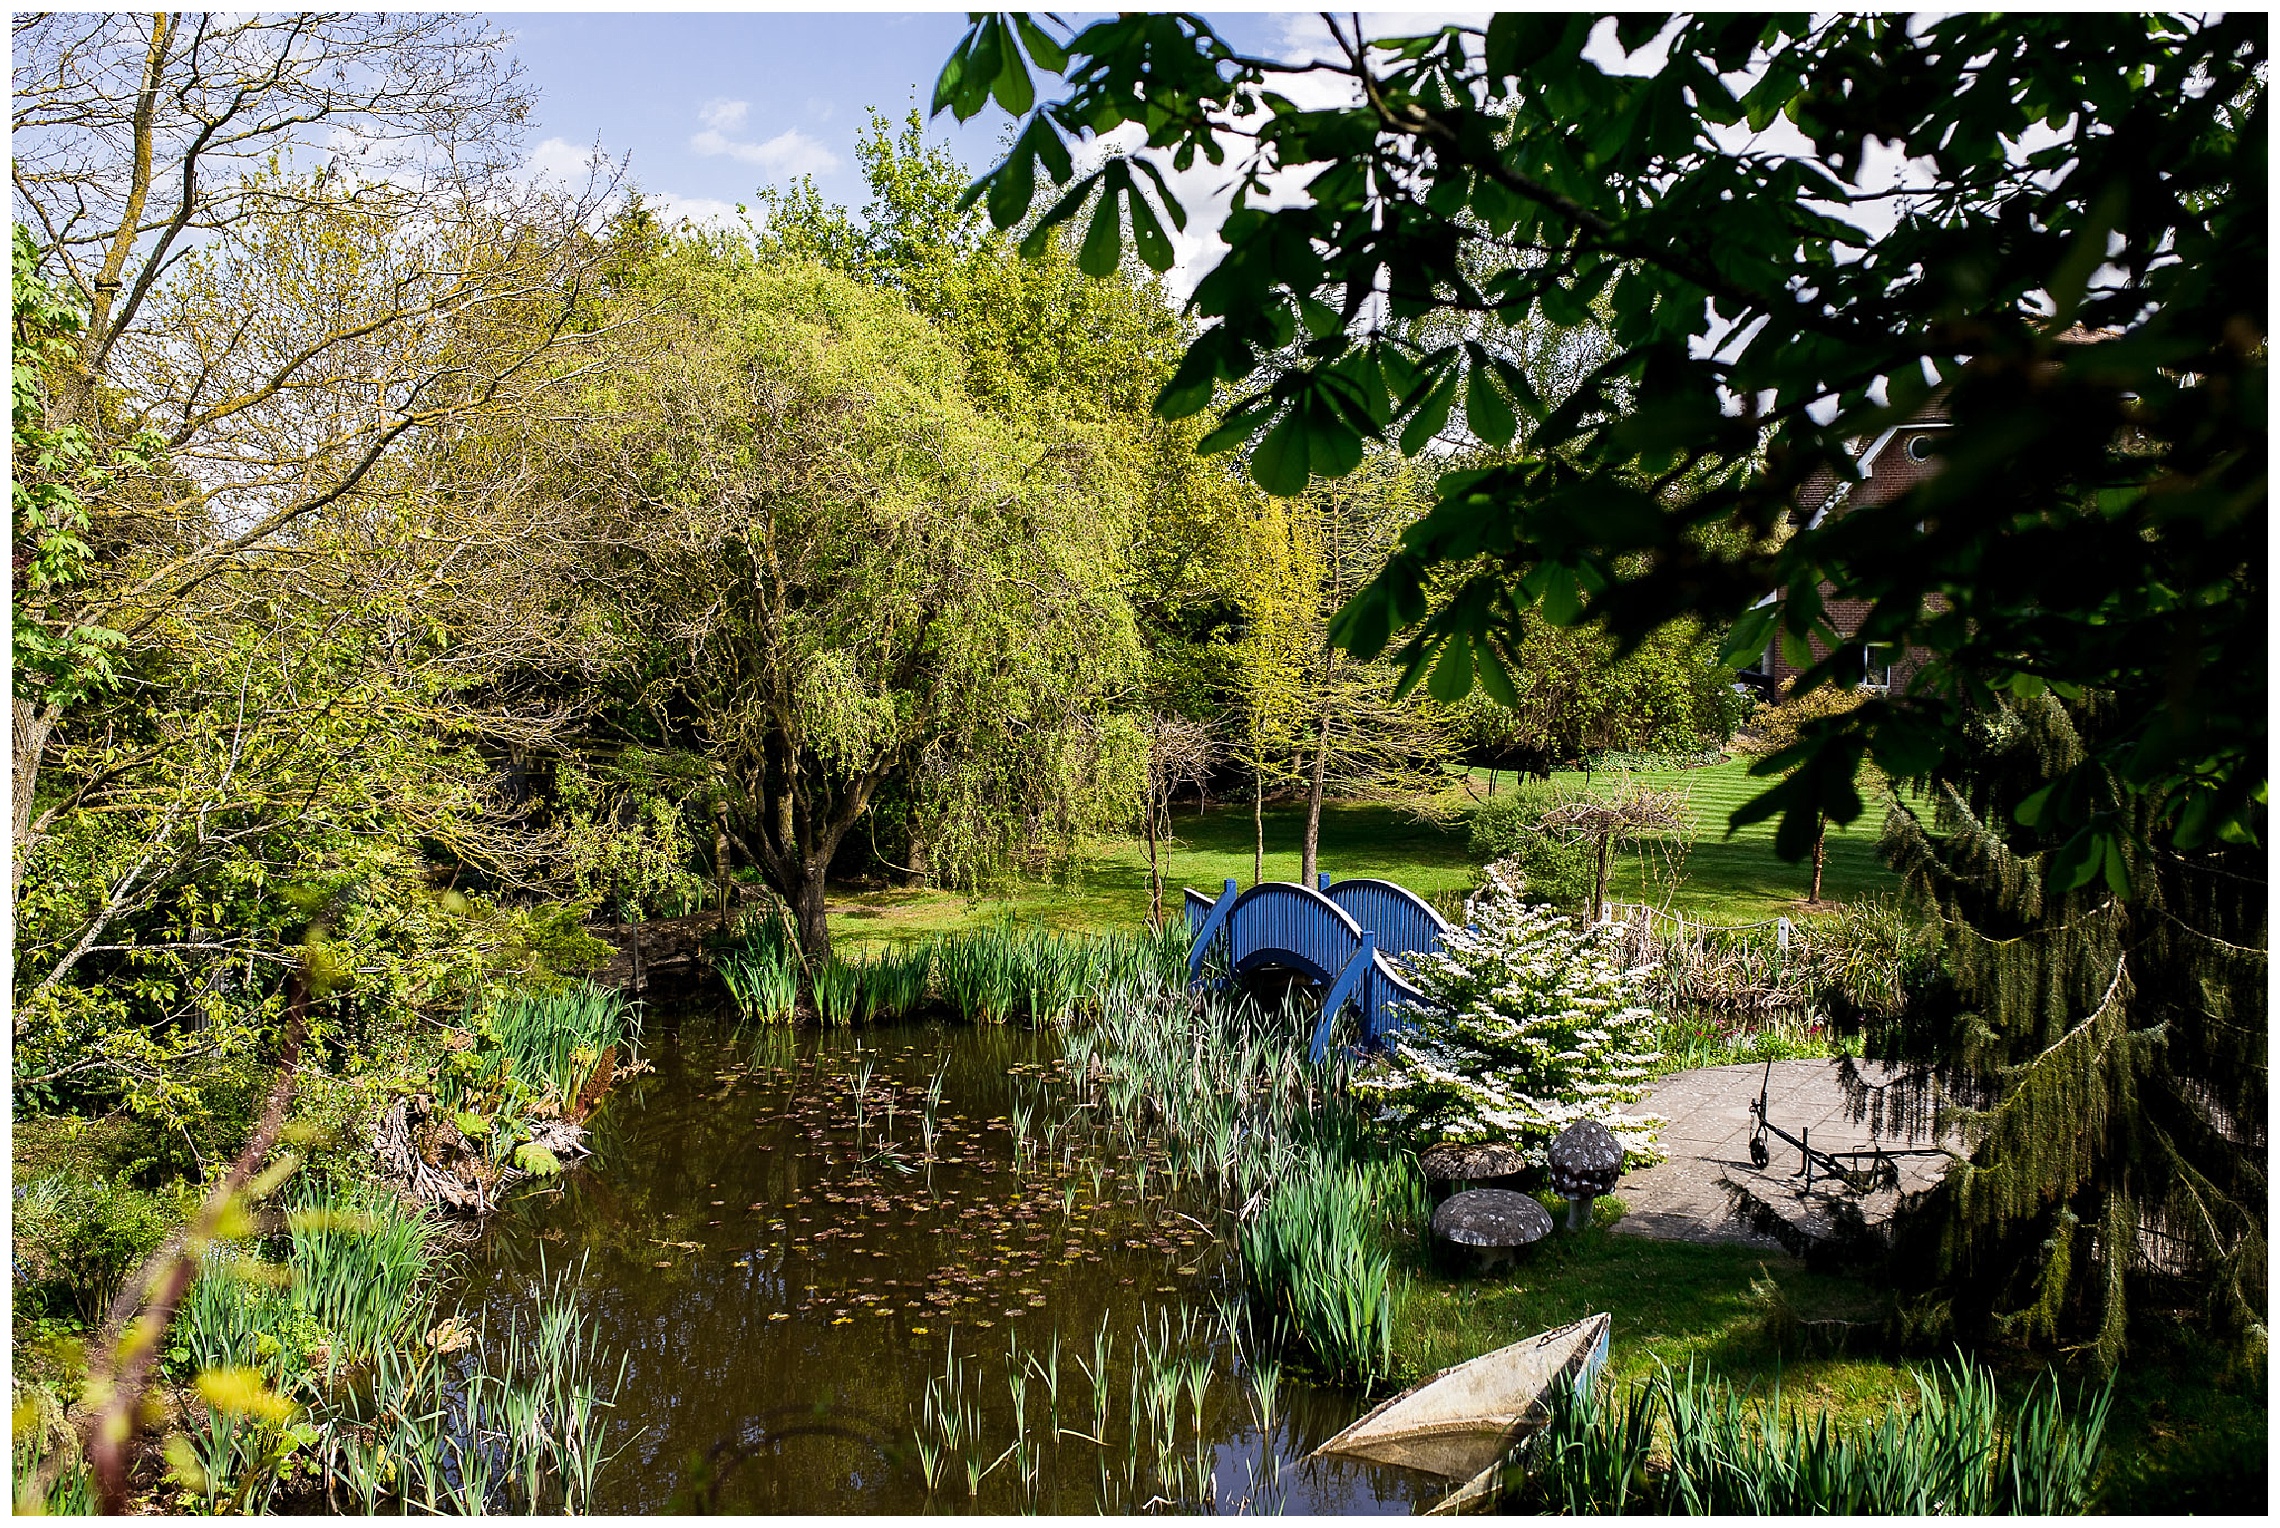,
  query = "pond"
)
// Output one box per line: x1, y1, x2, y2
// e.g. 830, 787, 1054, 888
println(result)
451, 1010, 1444, 1513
